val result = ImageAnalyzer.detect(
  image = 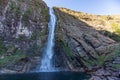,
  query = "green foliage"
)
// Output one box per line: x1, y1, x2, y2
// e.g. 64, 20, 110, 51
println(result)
23, 8, 32, 21
10, 2, 16, 11
35, 3, 39, 8
10, 2, 21, 19
41, 9, 48, 21
41, 9, 47, 14
15, 7, 21, 17
61, 40, 73, 58
82, 46, 120, 68
102, 23, 120, 42
110, 23, 120, 42
0, 38, 6, 54
30, 32, 37, 40
27, 43, 40, 56
0, 50, 26, 66
82, 54, 107, 68
17, 36, 25, 41
111, 23, 120, 35
112, 64, 120, 70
